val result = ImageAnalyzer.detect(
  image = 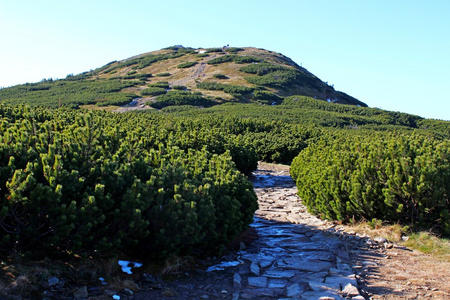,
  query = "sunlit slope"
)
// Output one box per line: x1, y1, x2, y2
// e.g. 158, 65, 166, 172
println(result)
0, 46, 366, 109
